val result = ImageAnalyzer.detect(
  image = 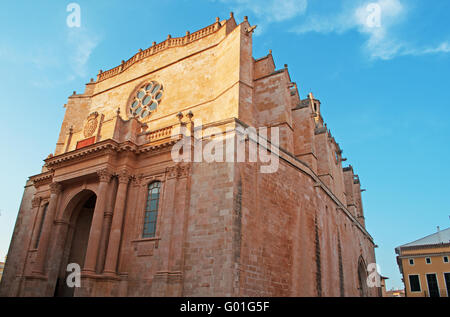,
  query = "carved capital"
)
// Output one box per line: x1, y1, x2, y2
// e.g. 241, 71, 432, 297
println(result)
132, 174, 143, 187
177, 163, 191, 178
31, 196, 42, 208
117, 169, 132, 184
166, 164, 191, 179
49, 182, 63, 195
166, 166, 178, 180
97, 168, 113, 183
